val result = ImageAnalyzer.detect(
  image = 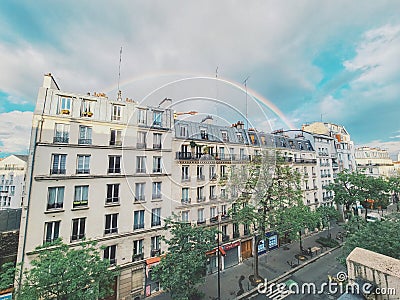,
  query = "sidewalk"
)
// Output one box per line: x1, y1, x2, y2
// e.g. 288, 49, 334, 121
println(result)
150, 225, 343, 300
